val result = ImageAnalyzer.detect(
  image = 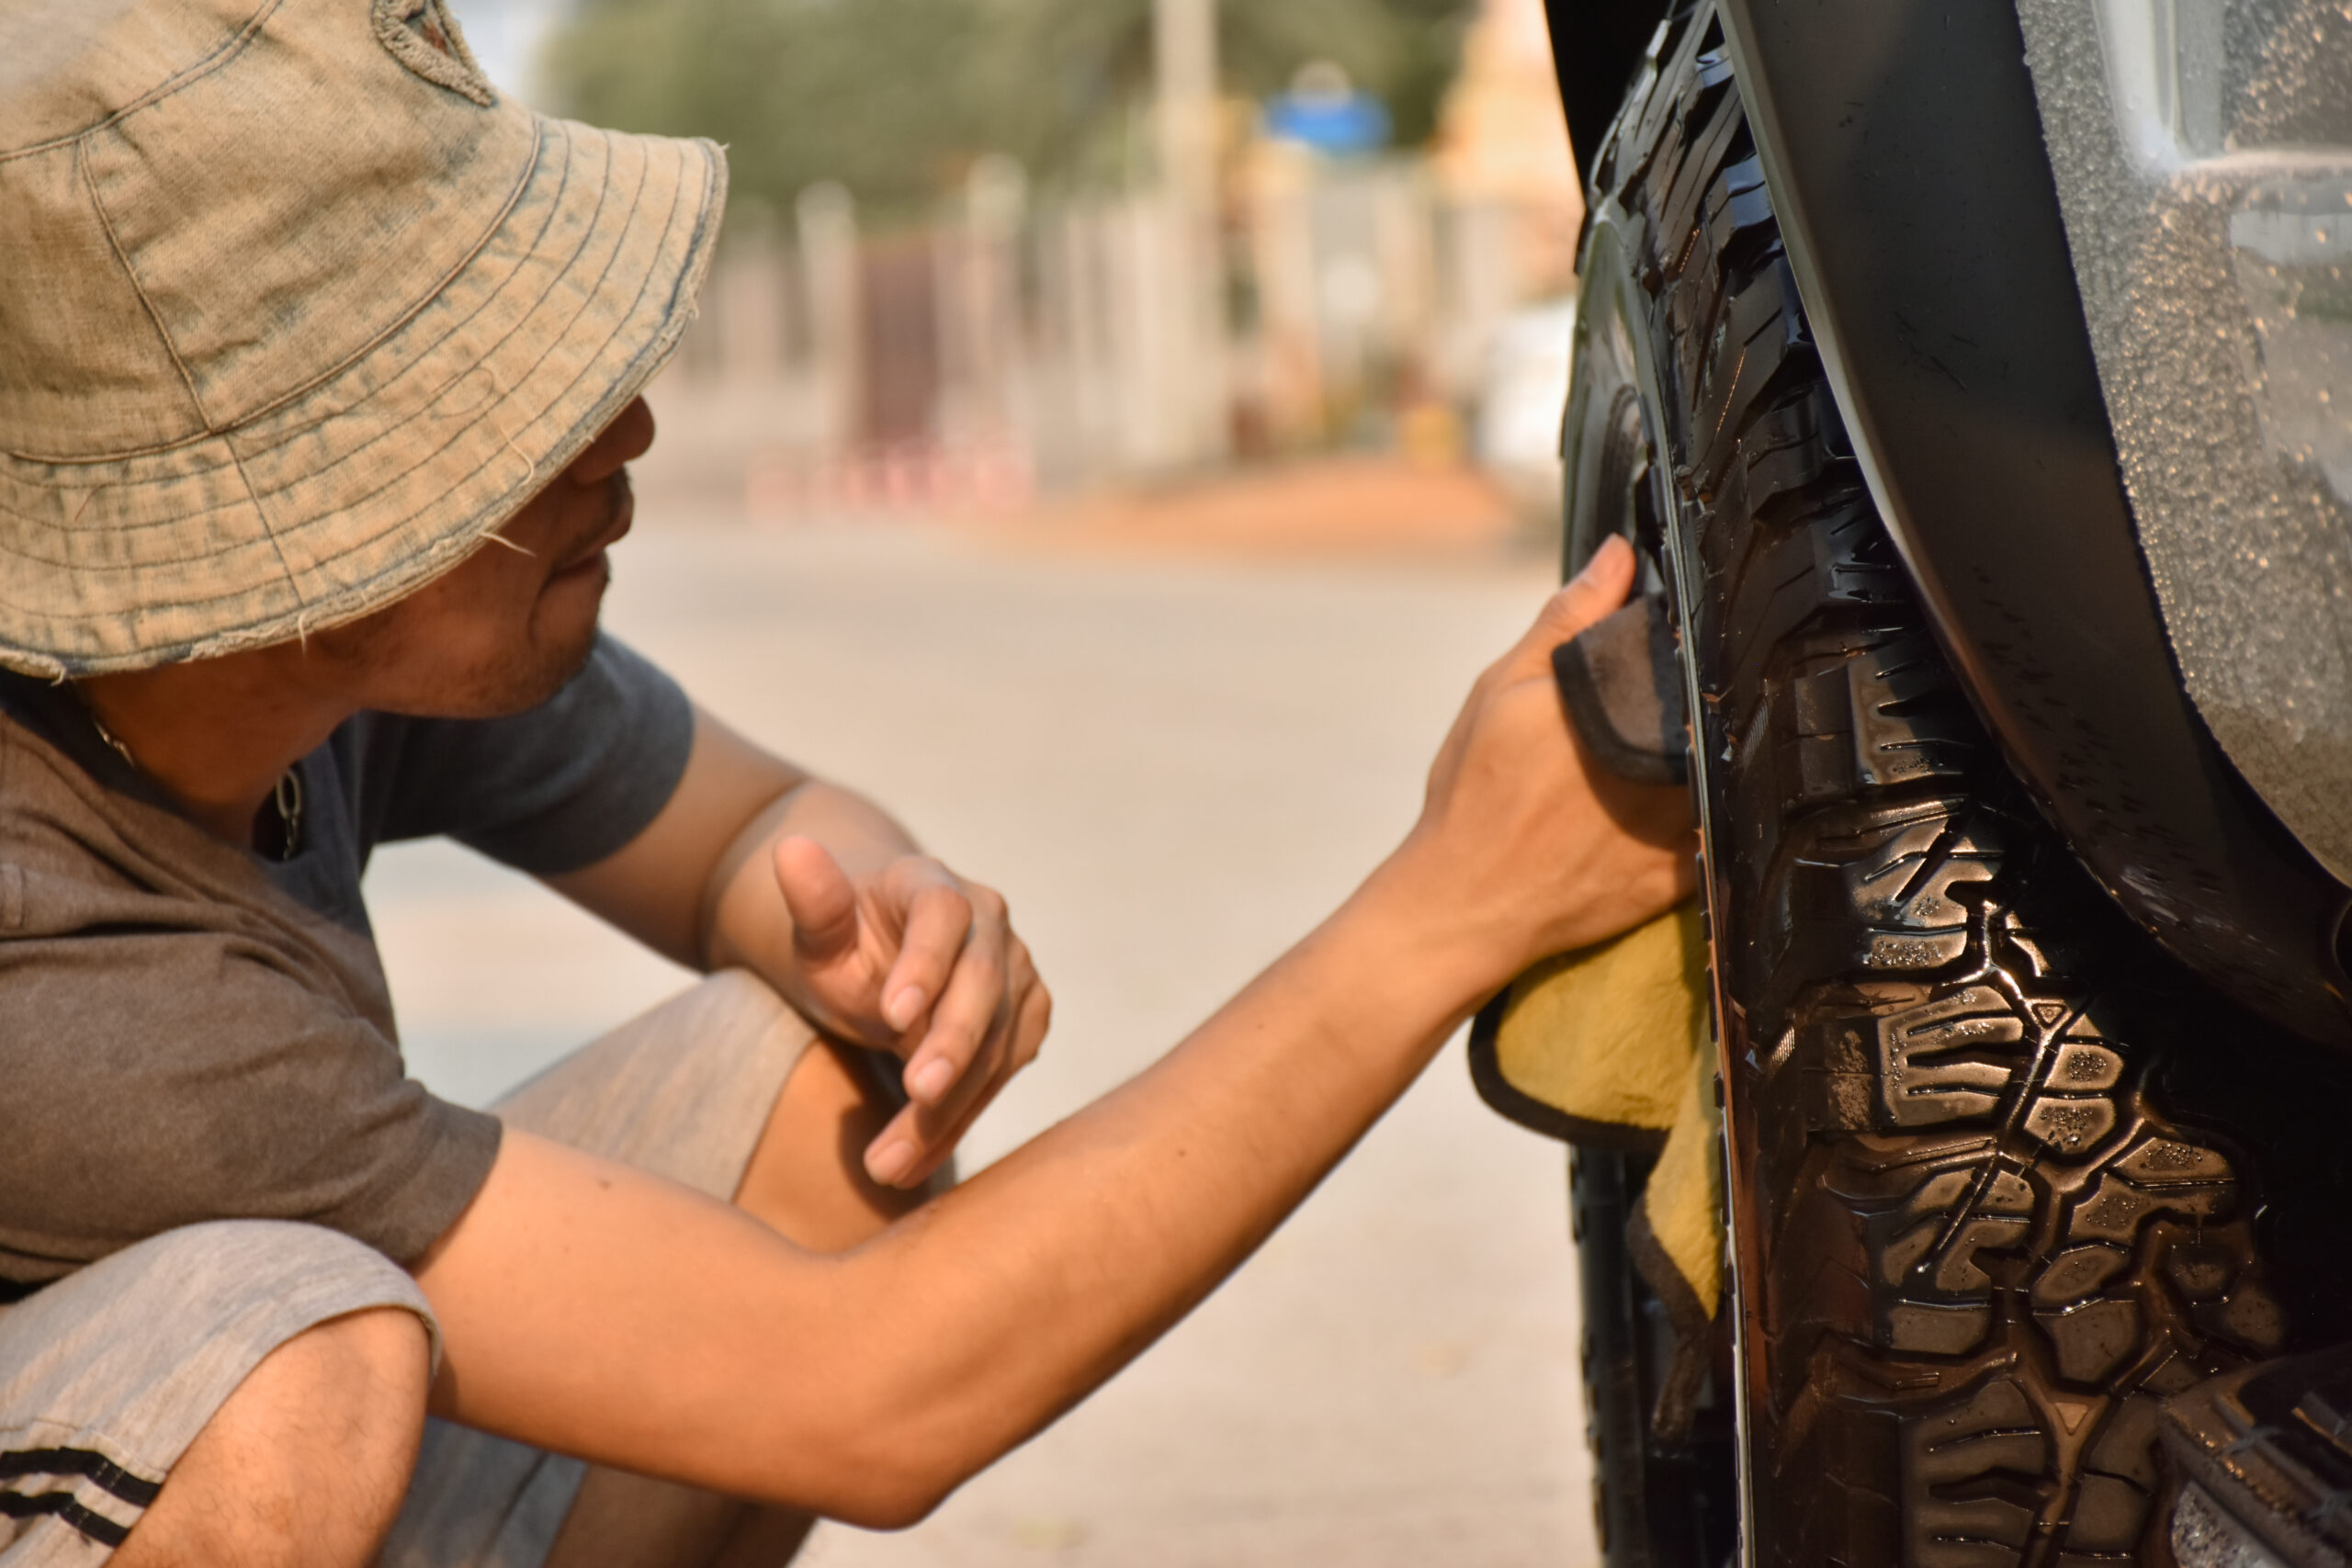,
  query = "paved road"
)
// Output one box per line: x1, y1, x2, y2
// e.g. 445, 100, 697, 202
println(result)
364, 519, 1598, 1567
